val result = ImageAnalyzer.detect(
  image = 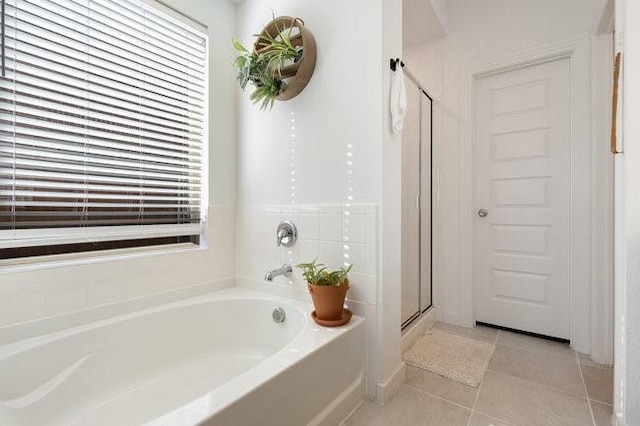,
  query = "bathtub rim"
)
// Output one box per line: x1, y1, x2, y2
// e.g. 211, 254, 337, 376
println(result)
0, 285, 365, 425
